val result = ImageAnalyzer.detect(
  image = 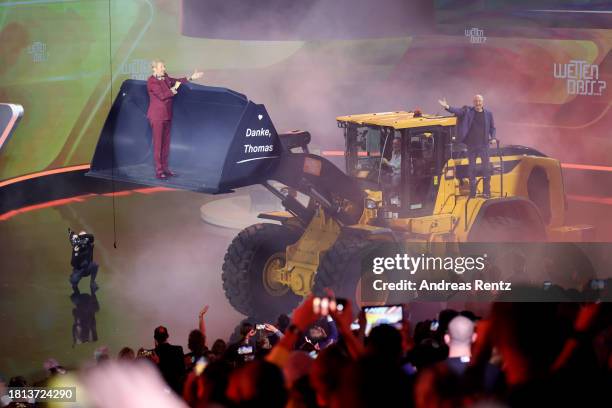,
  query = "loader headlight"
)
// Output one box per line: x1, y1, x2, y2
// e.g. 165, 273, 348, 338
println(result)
365, 198, 378, 209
